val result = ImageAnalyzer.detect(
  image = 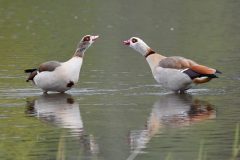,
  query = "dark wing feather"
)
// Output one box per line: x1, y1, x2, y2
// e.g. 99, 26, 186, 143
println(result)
183, 68, 218, 80
158, 56, 220, 80
25, 61, 61, 82
39, 61, 61, 72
